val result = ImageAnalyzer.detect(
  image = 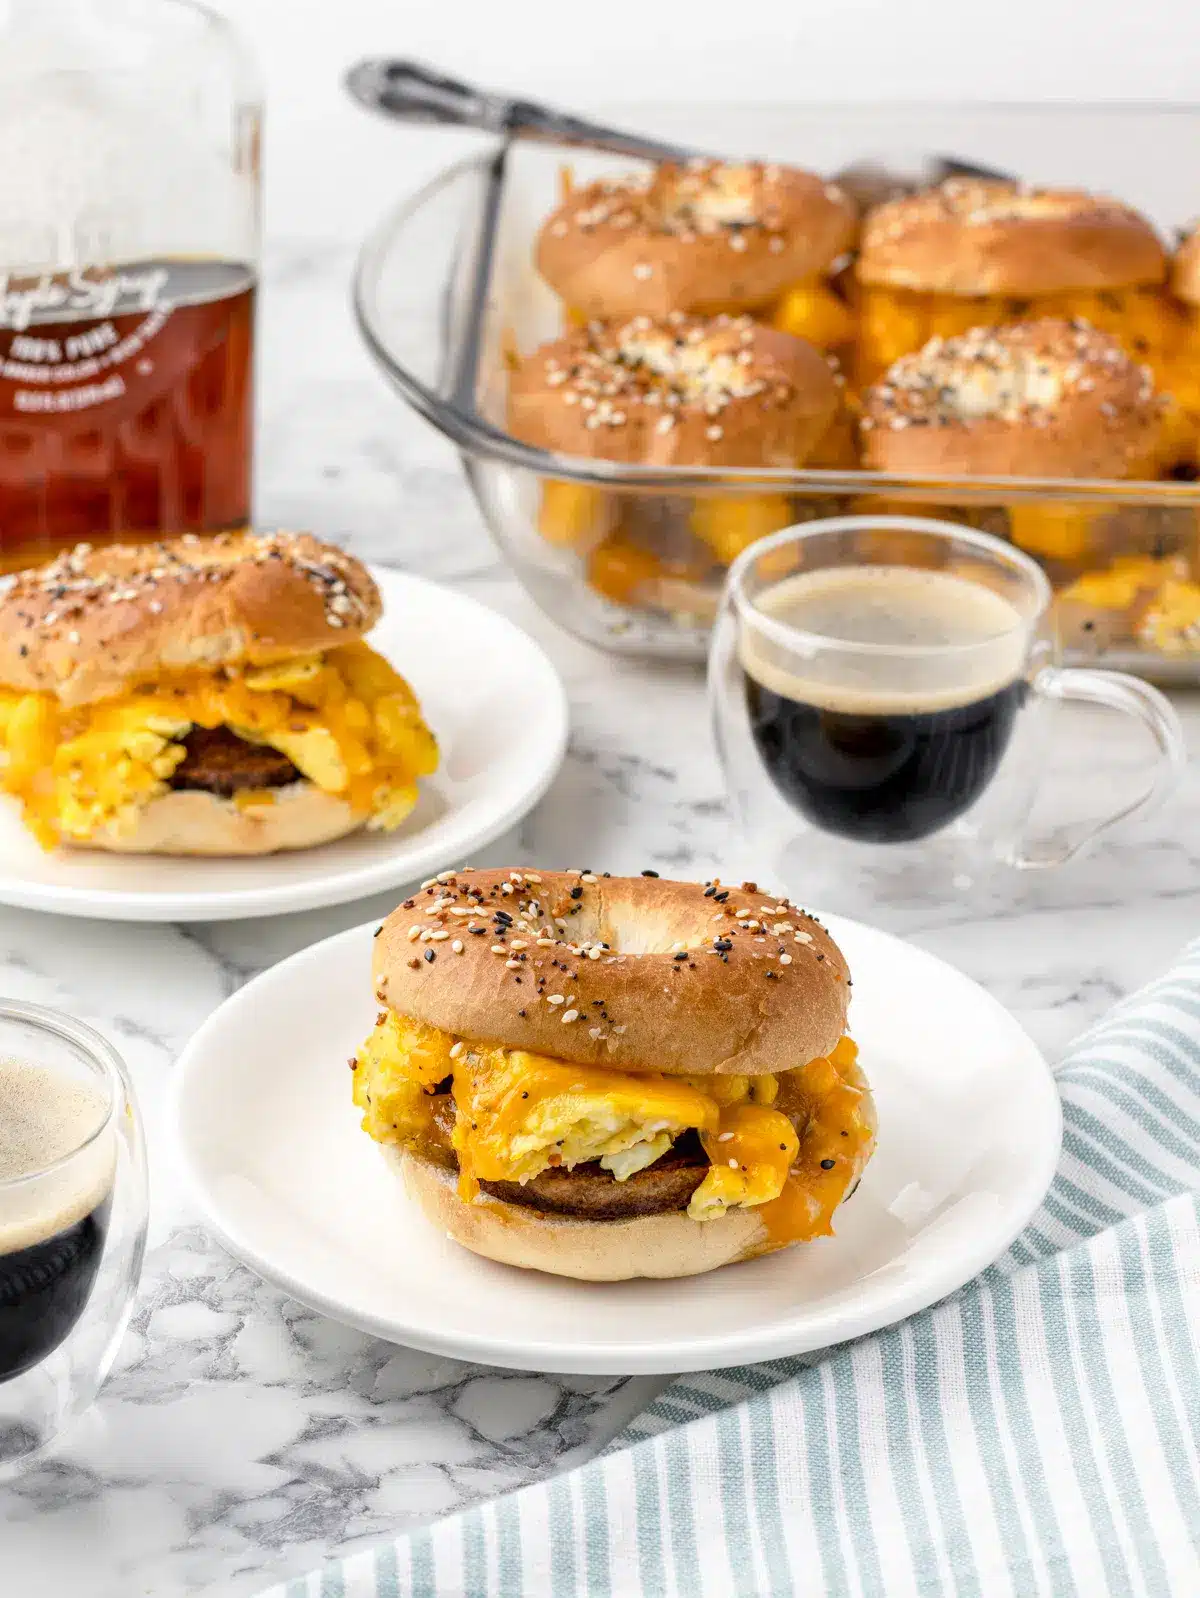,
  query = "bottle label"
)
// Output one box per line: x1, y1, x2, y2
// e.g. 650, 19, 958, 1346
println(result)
0, 266, 173, 415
